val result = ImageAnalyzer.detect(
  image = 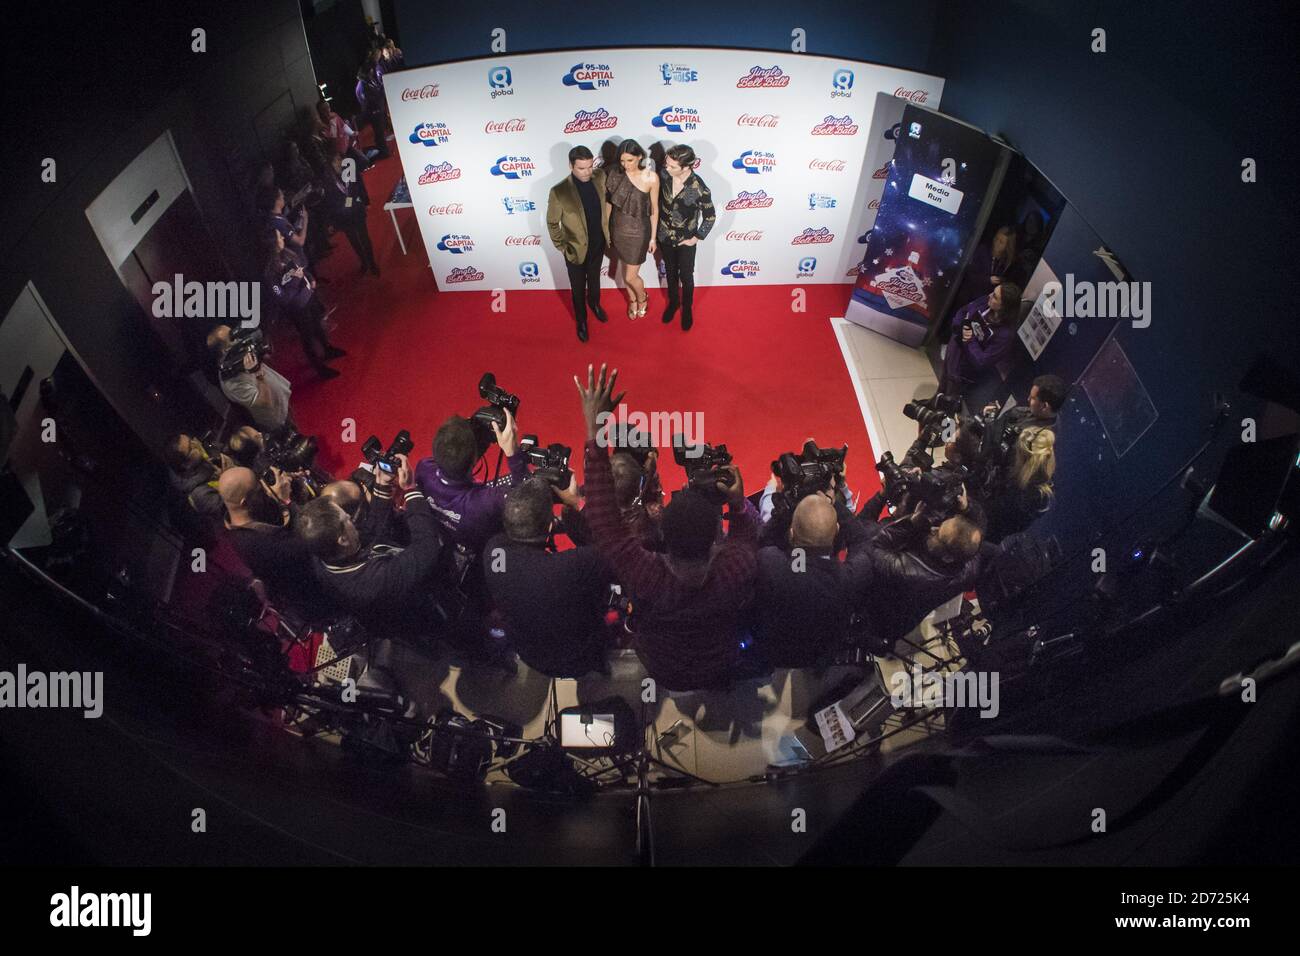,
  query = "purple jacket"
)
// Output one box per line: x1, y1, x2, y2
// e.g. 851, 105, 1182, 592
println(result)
950, 296, 1016, 373
415, 452, 530, 552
